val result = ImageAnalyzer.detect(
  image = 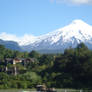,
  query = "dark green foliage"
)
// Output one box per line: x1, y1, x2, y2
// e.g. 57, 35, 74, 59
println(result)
0, 43, 92, 89
0, 45, 6, 61
29, 50, 40, 58
52, 43, 92, 88
39, 54, 54, 65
